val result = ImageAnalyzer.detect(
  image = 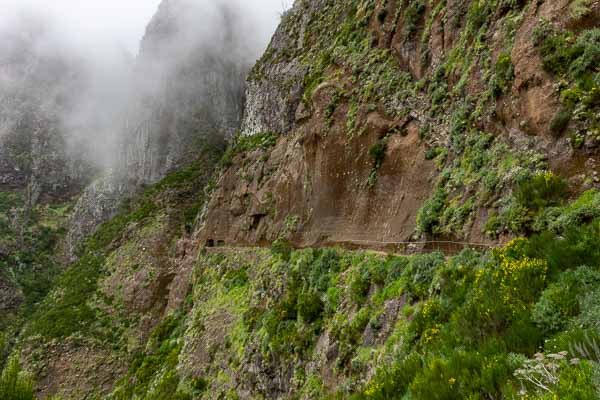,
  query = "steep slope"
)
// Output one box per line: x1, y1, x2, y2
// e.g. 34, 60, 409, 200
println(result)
18, 186, 600, 399
200, 0, 600, 251
0, 18, 94, 330
0, 0, 261, 397
20, 141, 223, 398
